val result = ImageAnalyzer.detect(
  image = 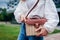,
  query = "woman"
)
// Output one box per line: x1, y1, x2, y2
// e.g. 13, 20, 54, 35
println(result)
14, 0, 59, 40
